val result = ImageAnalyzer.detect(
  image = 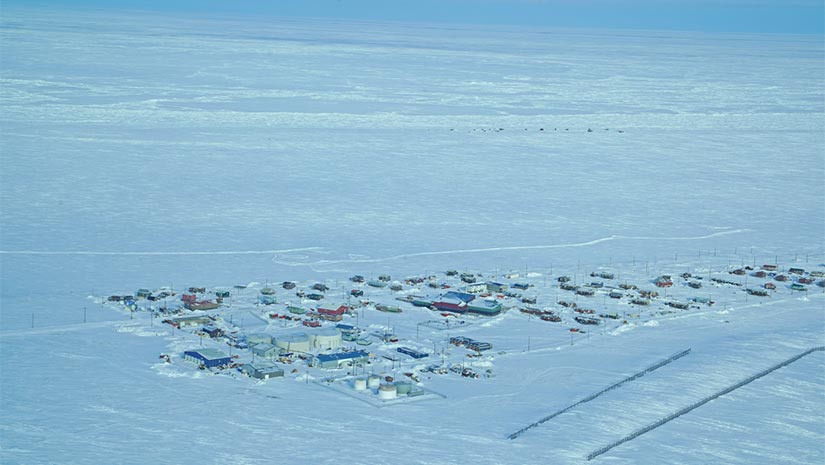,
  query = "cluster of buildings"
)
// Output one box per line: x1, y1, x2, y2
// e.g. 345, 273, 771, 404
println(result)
118, 258, 825, 391
412, 287, 506, 316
